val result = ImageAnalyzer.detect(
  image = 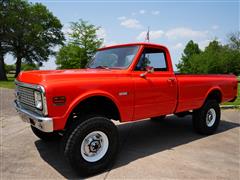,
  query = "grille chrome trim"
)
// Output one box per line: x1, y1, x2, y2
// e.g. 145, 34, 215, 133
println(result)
16, 86, 35, 108
15, 80, 48, 116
